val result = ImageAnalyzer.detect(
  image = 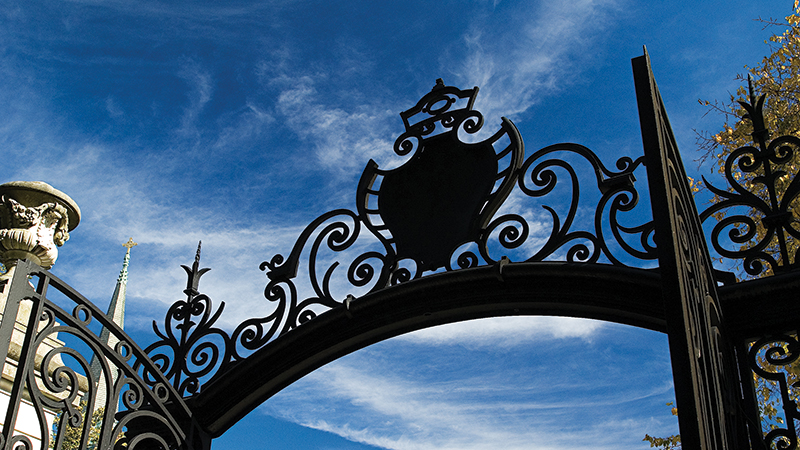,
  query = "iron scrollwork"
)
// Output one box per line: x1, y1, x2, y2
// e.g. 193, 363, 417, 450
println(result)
513, 143, 653, 266
145, 241, 317, 396
0, 259, 207, 450
144, 80, 657, 395
260, 79, 656, 338
145, 243, 231, 397
700, 78, 800, 278
748, 334, 800, 450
